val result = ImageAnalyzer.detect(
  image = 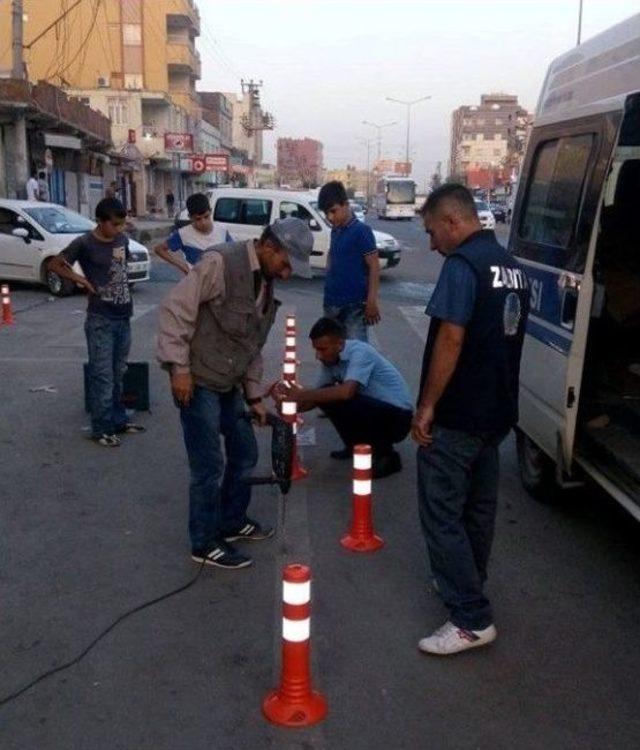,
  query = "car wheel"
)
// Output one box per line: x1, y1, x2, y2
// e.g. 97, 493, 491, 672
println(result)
45, 263, 75, 297
515, 428, 558, 502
